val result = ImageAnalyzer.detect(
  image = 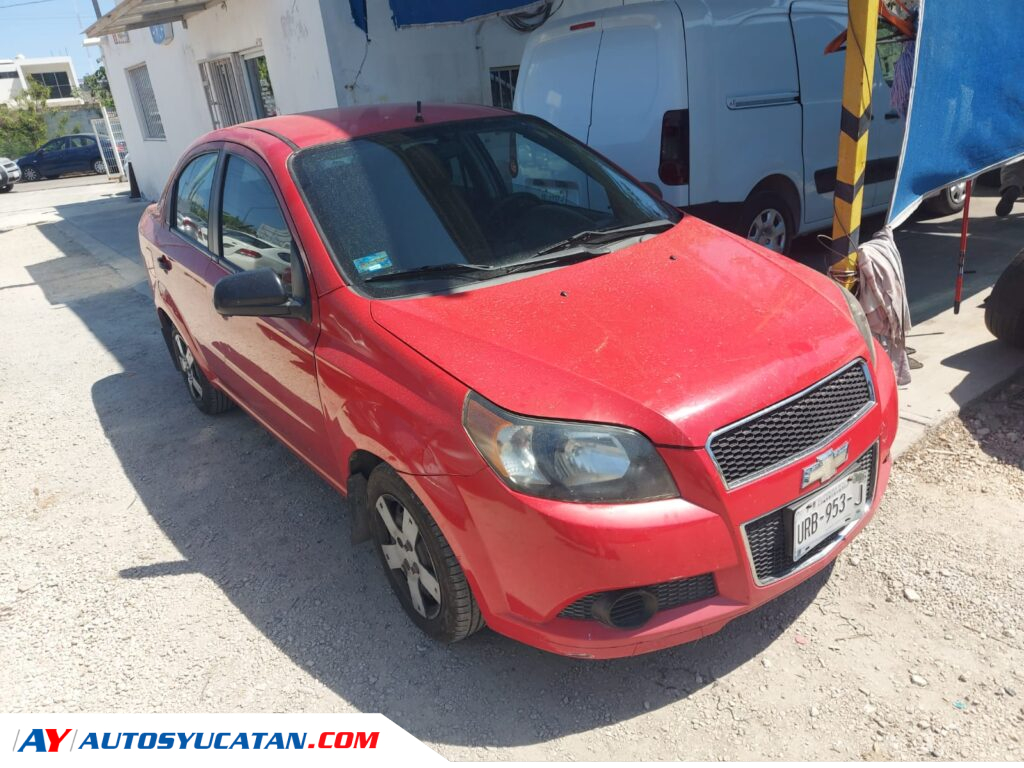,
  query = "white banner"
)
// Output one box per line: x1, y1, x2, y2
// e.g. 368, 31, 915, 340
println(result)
3, 713, 445, 764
